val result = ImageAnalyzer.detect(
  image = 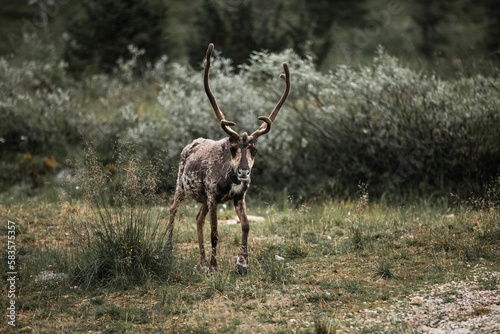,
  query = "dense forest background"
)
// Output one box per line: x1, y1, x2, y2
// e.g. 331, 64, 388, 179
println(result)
1, 0, 499, 74
1, 0, 499, 202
